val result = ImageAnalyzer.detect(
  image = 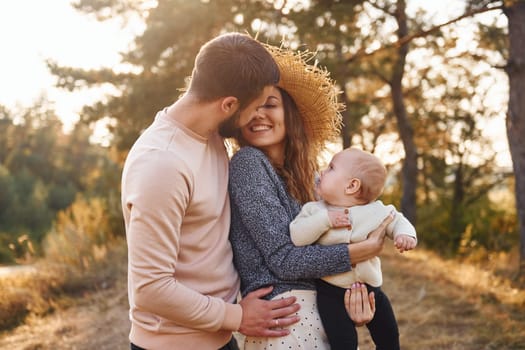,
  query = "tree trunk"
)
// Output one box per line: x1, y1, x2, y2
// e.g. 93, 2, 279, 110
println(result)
450, 161, 465, 251
391, 0, 418, 225
336, 44, 354, 148
504, 1, 525, 280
